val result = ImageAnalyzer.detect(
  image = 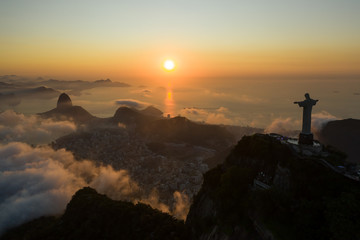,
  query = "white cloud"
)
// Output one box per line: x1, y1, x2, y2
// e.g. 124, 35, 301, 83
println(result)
311, 111, 338, 132
134, 189, 190, 221
204, 89, 265, 104
264, 117, 300, 137
130, 89, 152, 98
0, 110, 76, 145
114, 99, 149, 109
172, 191, 190, 220
264, 111, 338, 137
180, 107, 235, 125
0, 142, 139, 235
0, 140, 191, 235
